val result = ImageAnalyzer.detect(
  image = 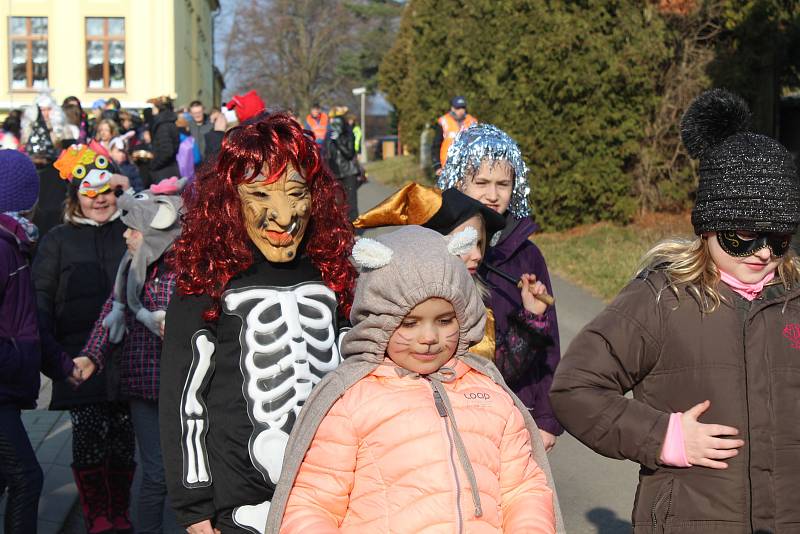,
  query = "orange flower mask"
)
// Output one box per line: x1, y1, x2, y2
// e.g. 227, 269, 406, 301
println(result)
54, 142, 115, 197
